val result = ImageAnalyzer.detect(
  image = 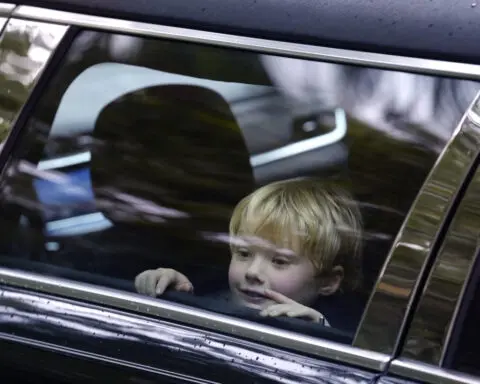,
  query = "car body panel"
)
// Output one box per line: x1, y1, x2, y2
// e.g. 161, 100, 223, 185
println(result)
0, 285, 378, 383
